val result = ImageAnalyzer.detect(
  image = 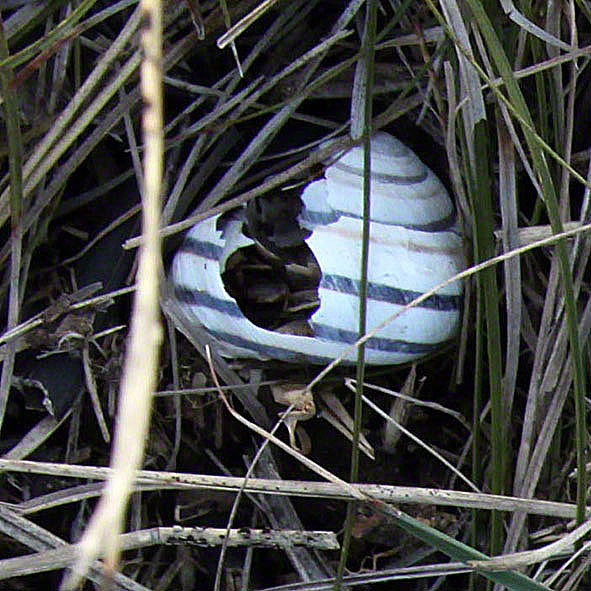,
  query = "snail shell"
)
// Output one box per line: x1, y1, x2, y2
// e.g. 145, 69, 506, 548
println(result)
172, 132, 464, 365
